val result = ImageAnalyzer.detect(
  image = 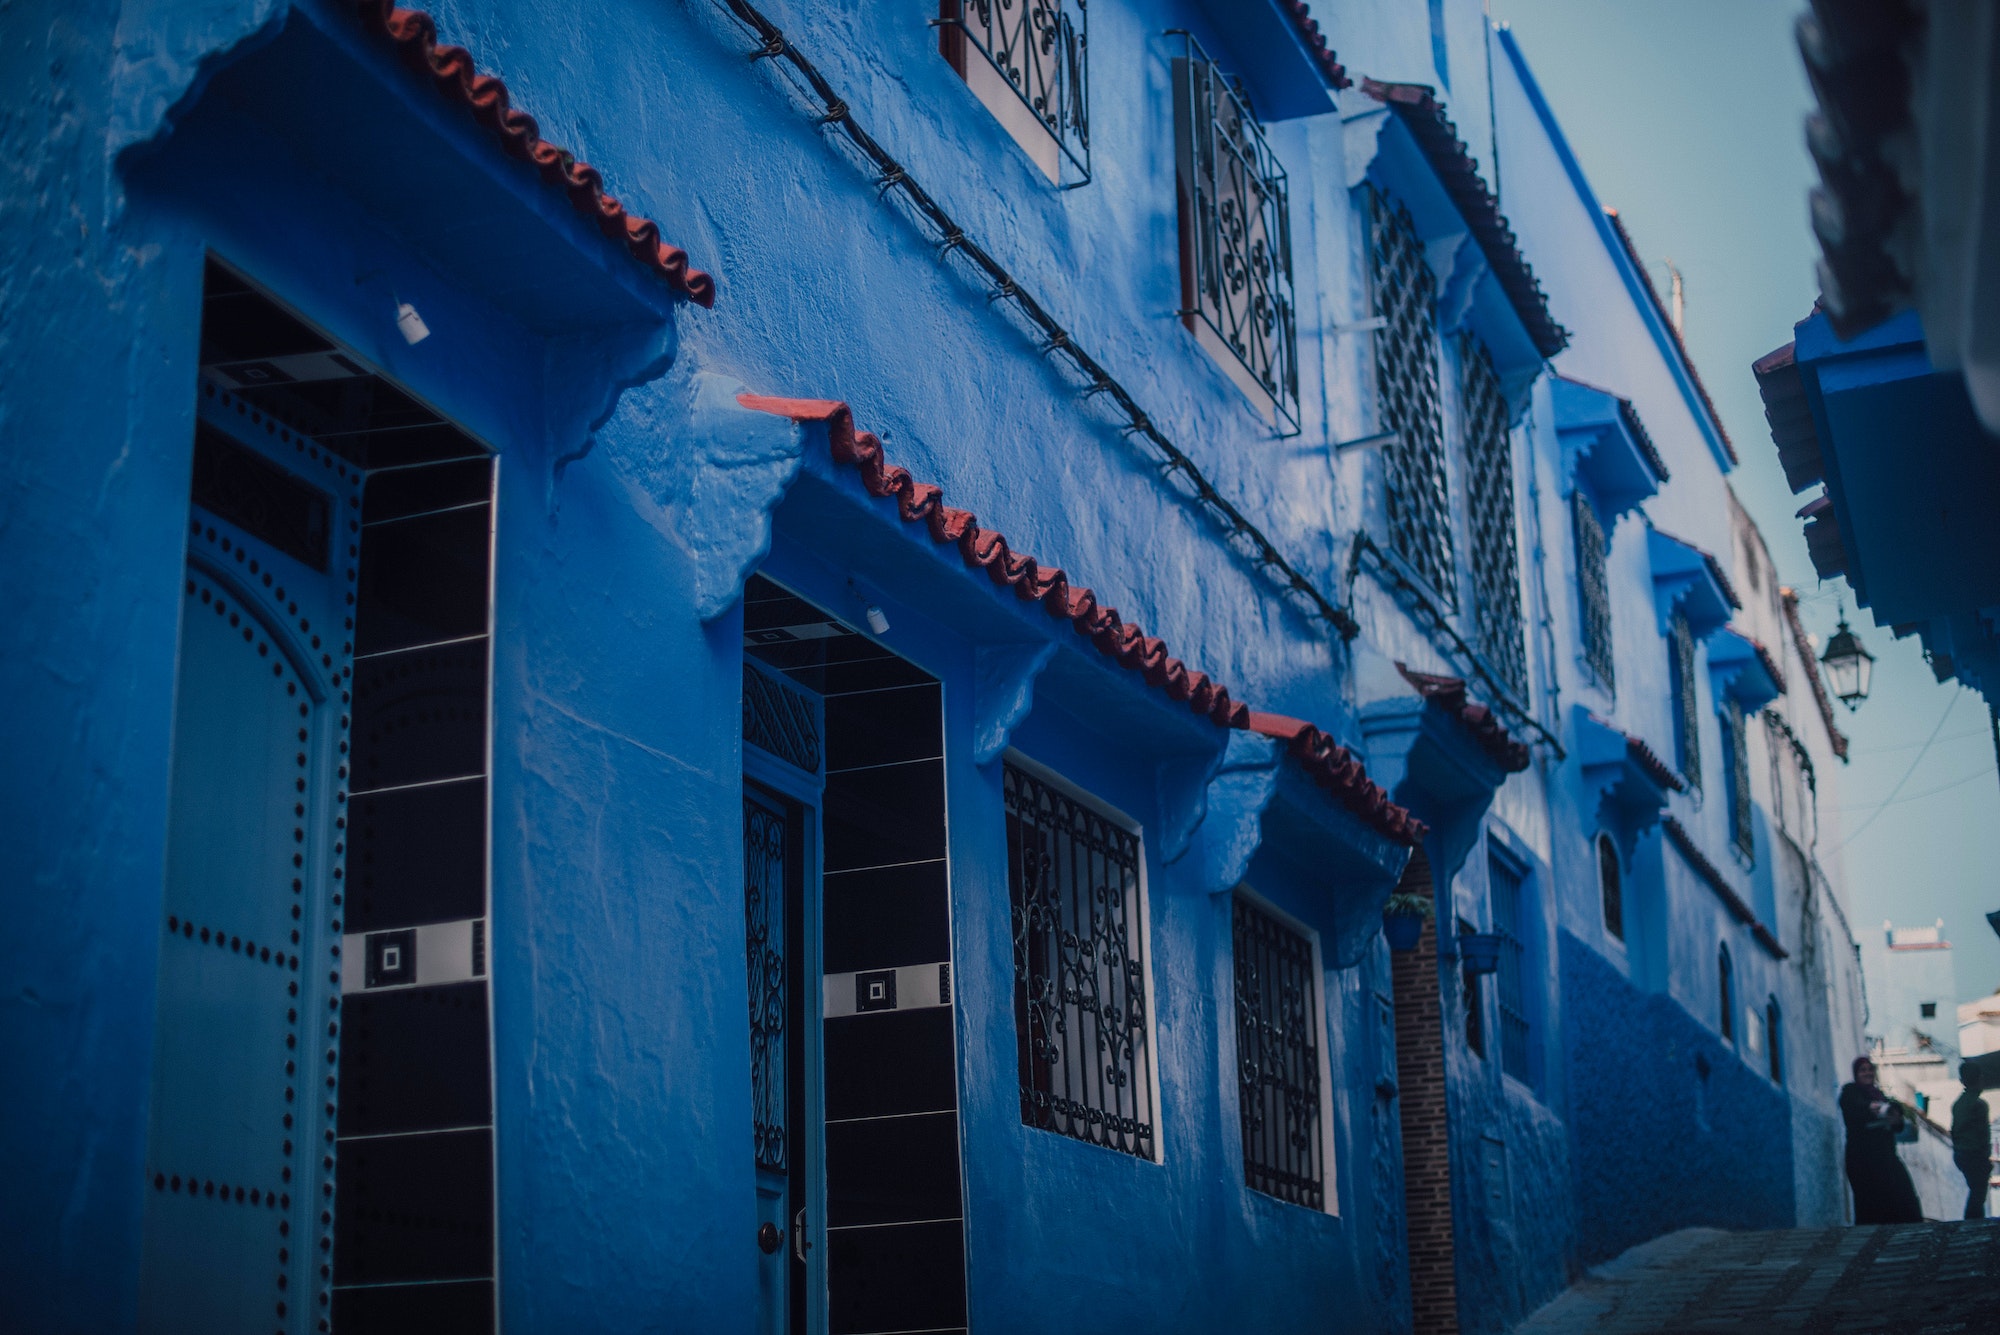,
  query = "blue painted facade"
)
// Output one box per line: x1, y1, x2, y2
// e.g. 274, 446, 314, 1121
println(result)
0, 3, 1867, 1333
